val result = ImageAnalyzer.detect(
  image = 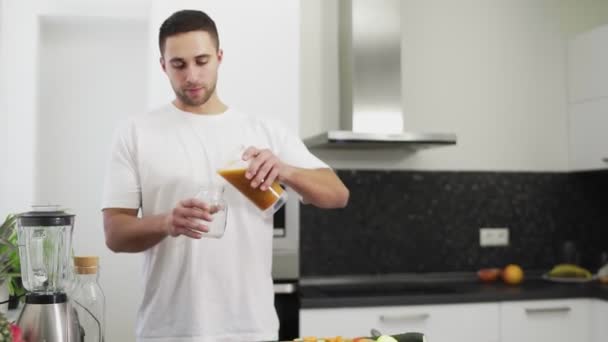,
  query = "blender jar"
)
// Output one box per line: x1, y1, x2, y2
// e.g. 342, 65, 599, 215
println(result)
16, 206, 75, 294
